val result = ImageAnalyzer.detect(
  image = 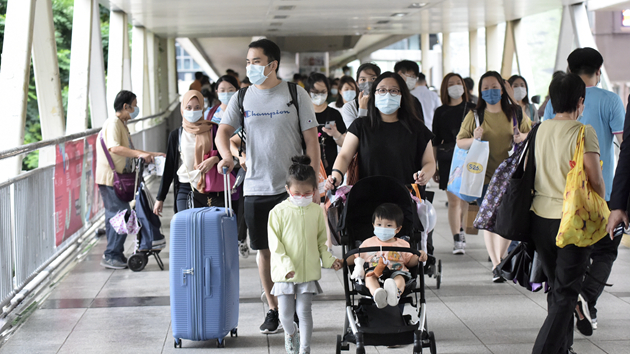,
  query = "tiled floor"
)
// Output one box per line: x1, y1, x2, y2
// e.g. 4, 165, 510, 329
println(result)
1, 182, 629, 354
